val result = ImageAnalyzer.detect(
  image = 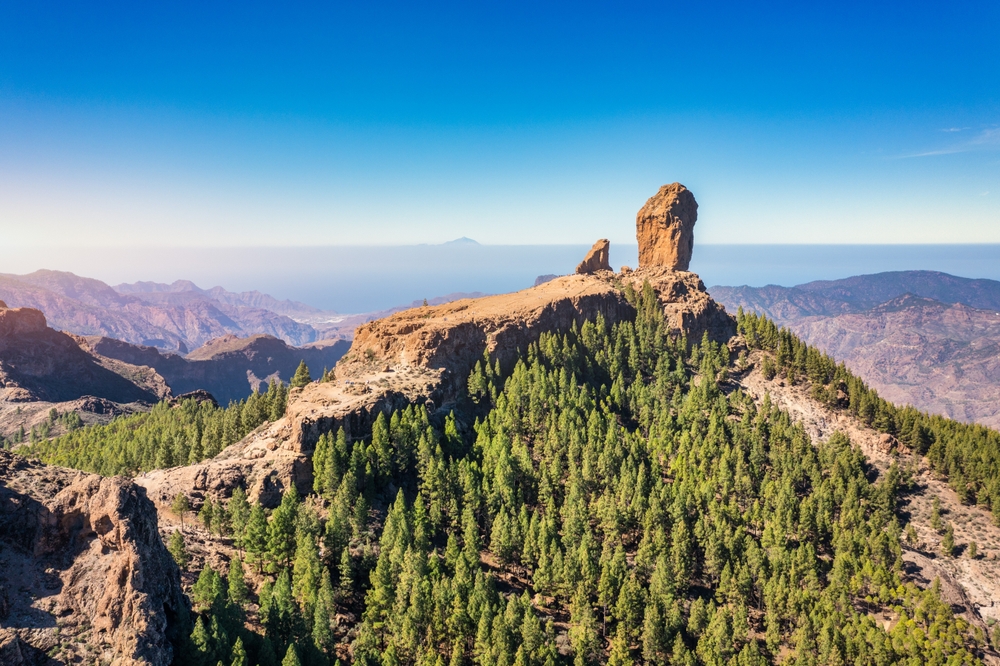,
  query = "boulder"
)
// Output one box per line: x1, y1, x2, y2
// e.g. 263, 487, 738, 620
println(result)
636, 183, 698, 270
575, 239, 611, 274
